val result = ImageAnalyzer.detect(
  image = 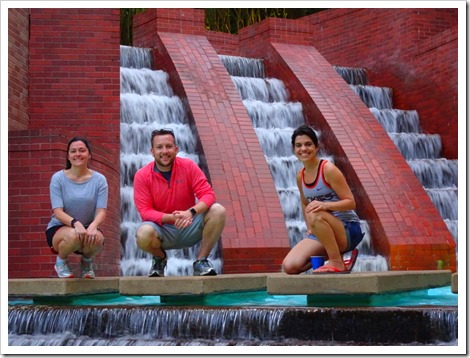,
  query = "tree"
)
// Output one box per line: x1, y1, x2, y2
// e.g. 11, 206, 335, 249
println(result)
120, 8, 324, 46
